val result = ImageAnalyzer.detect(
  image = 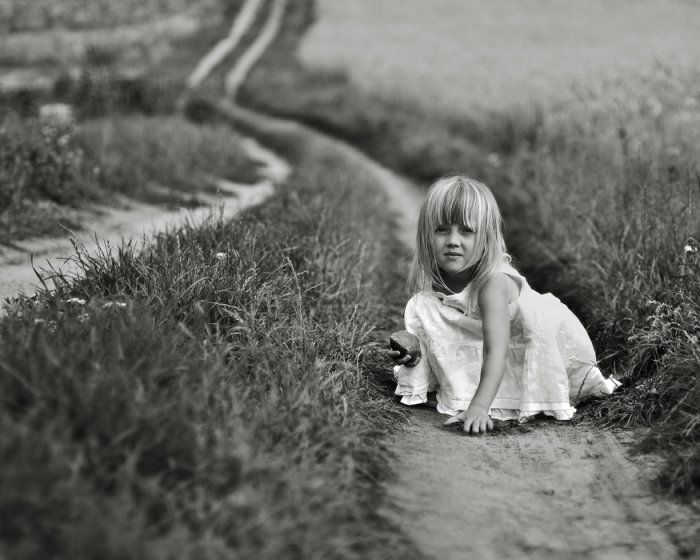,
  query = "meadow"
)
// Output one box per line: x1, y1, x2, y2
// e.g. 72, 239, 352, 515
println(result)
1, 0, 698, 556
242, 0, 700, 498
0, 113, 258, 242
0, 105, 417, 558
0, 0, 258, 242
0, 0, 217, 32
300, 0, 700, 114
0, 1, 422, 557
